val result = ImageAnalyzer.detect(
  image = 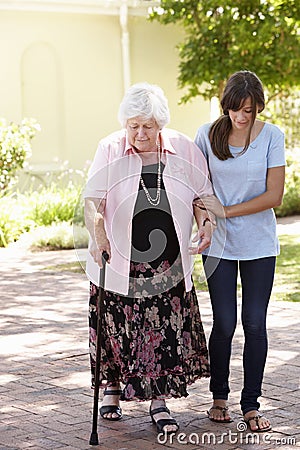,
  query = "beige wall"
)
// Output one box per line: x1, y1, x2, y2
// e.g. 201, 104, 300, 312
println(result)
0, 9, 210, 173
